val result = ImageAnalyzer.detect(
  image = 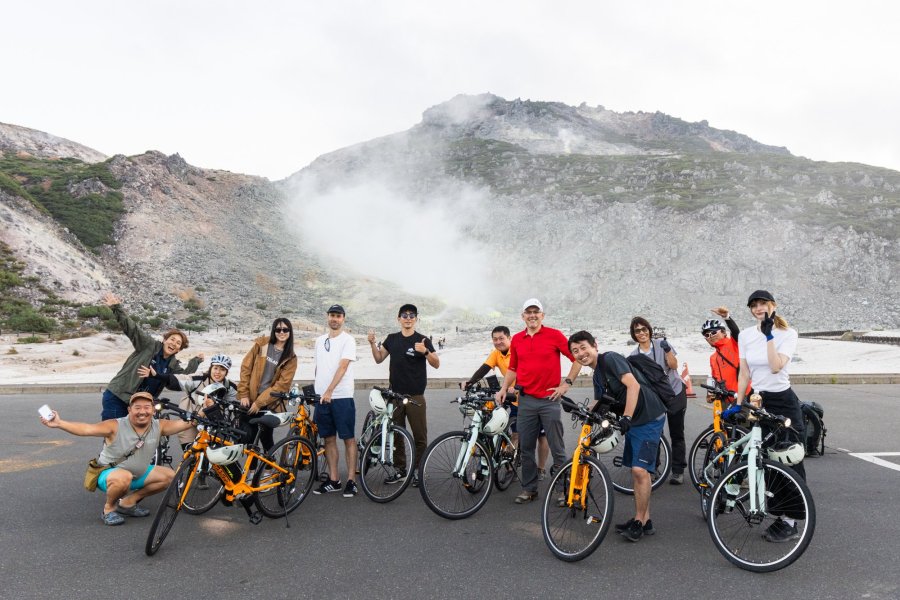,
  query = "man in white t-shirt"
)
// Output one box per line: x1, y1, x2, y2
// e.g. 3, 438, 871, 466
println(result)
312, 304, 359, 498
